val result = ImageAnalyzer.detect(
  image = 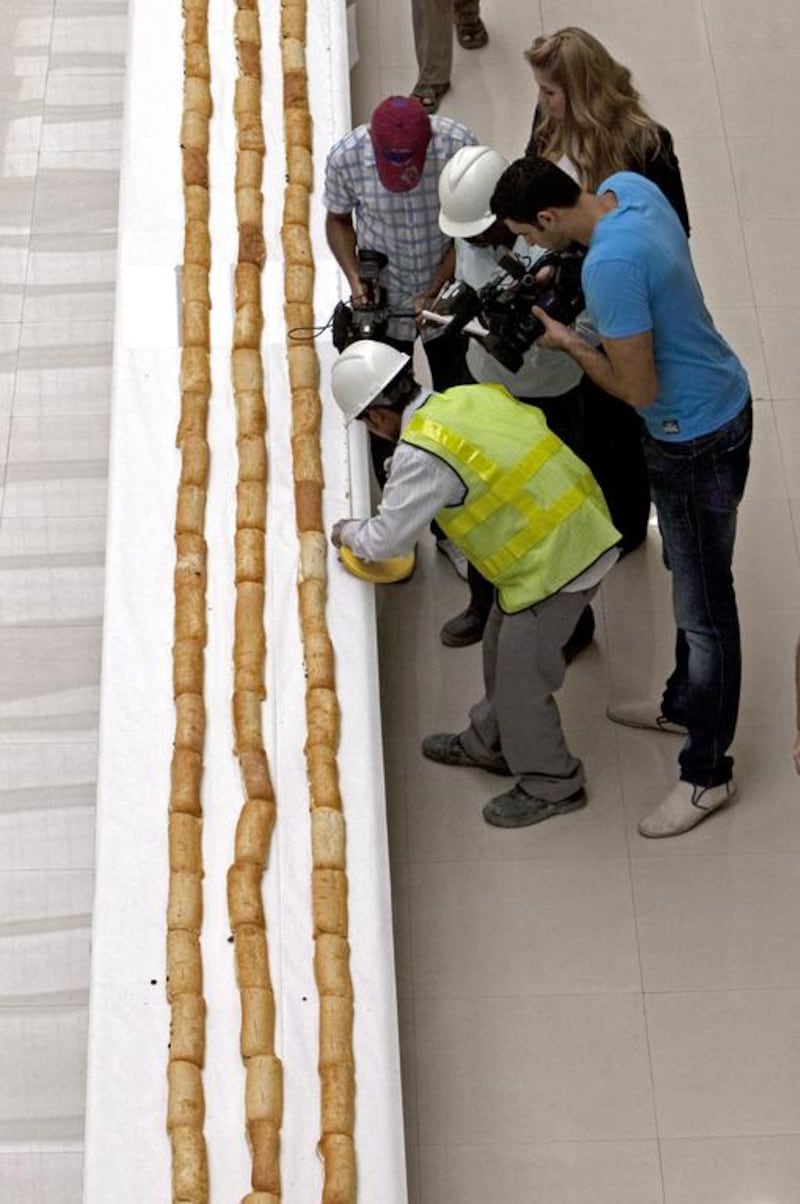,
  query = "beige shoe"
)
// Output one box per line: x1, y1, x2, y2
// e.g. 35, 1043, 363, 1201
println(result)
638, 780, 736, 838
607, 700, 688, 735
